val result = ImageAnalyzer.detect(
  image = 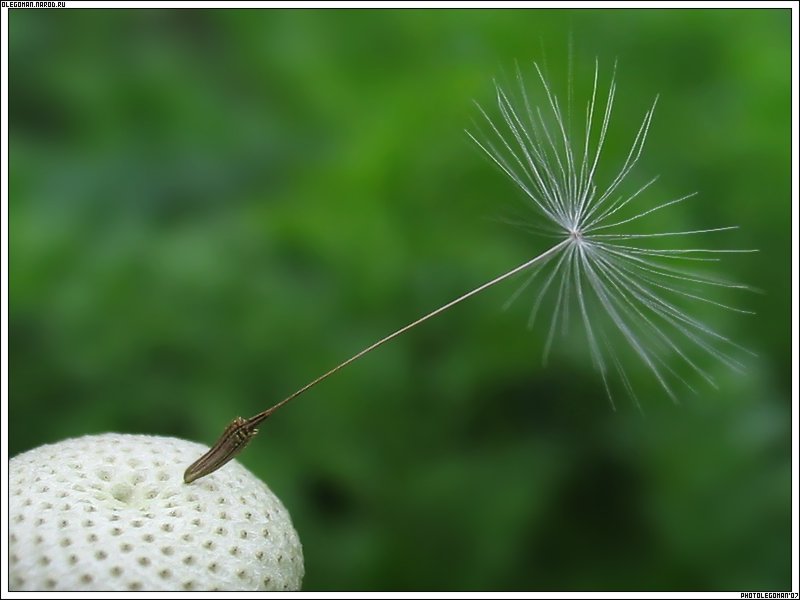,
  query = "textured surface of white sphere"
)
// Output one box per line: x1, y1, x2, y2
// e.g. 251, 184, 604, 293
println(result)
9, 434, 303, 591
